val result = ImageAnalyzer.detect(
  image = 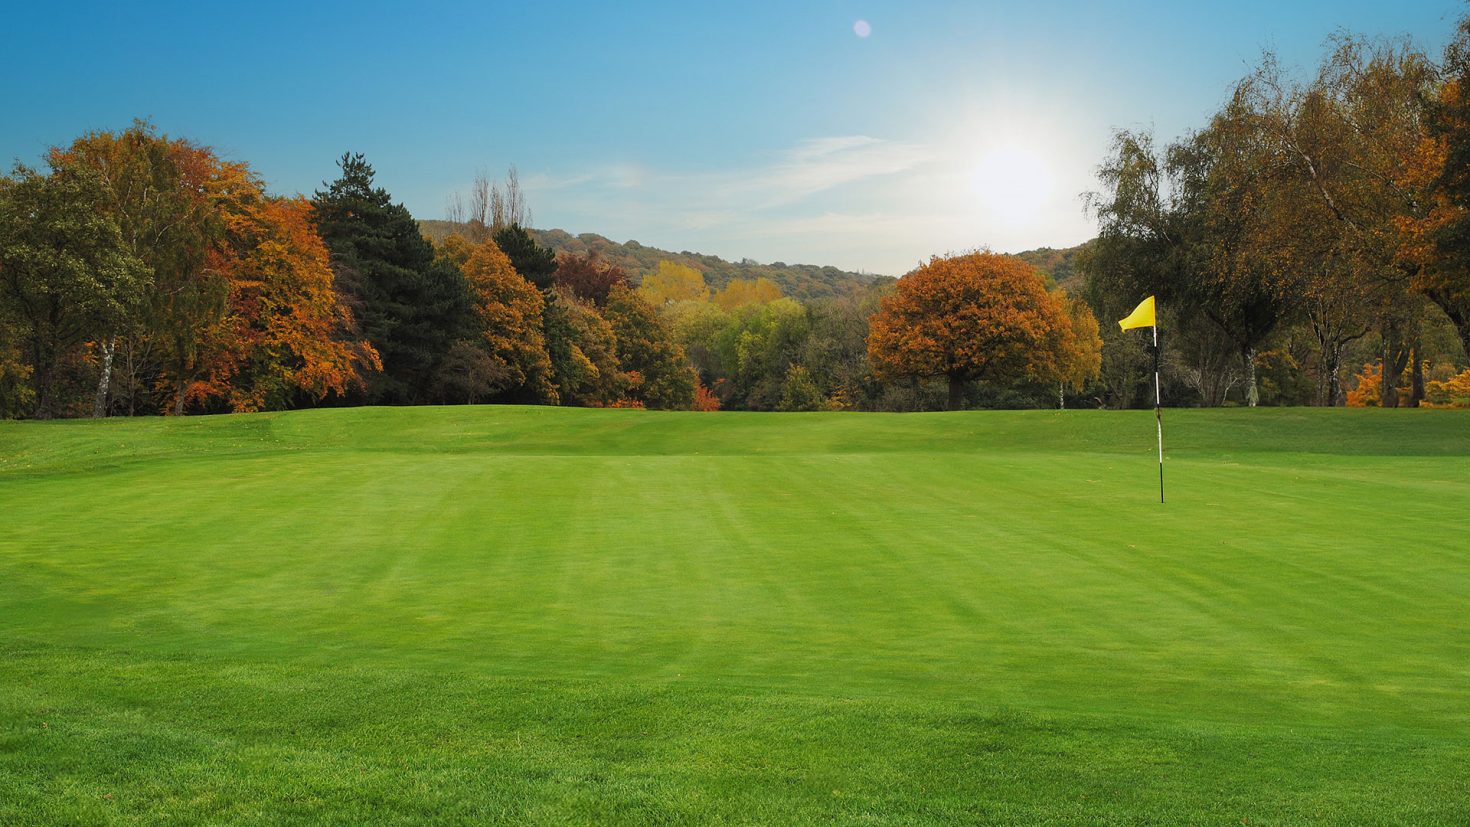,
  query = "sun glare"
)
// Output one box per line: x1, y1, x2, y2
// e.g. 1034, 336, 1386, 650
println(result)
970, 144, 1054, 226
